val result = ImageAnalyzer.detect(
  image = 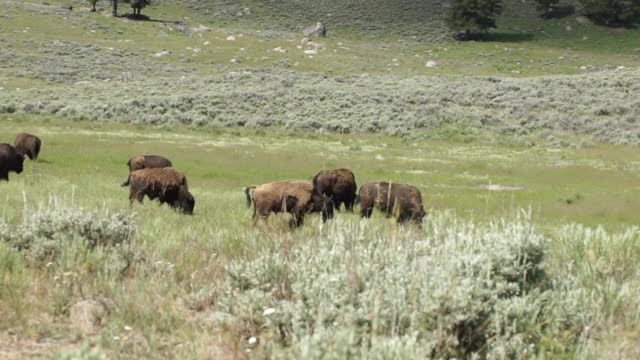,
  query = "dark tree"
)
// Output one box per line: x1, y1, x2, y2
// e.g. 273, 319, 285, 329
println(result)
534, 0, 560, 16
123, 0, 151, 16
111, 0, 118, 16
88, 0, 97, 12
446, 0, 503, 40
578, 0, 640, 26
